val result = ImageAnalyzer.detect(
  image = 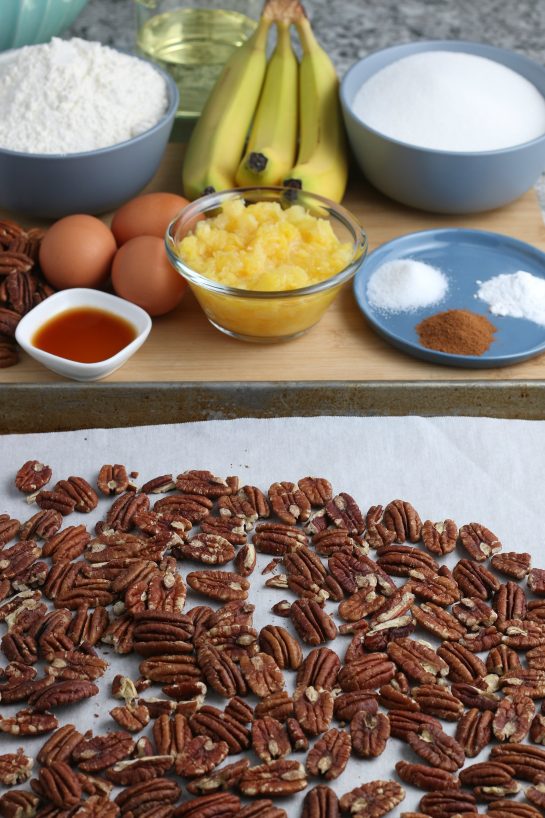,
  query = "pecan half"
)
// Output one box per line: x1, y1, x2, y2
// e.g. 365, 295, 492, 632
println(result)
201, 515, 247, 545
490, 743, 545, 782
395, 760, 459, 792
0, 748, 33, 785
38, 761, 82, 807
259, 625, 303, 670
339, 780, 405, 818
174, 735, 229, 778
334, 691, 378, 723
114, 778, 181, 815
54, 477, 98, 513
173, 793, 240, 818
388, 710, 442, 742
459, 760, 520, 800
387, 637, 448, 685
20, 510, 62, 541
419, 791, 477, 818
383, 500, 422, 543
268, 481, 311, 525
97, 465, 130, 495
492, 693, 535, 742
325, 493, 365, 534
72, 731, 135, 772
190, 706, 250, 754
459, 522, 501, 561
239, 652, 284, 698
42, 525, 90, 562
28, 679, 98, 712
301, 786, 339, 818
421, 519, 458, 555
338, 654, 396, 692
175, 534, 235, 565
15, 461, 52, 493
176, 470, 233, 498
251, 717, 290, 763
491, 550, 531, 580
185, 759, 250, 797
350, 711, 390, 758
407, 724, 465, 772
453, 560, 500, 599
0, 709, 58, 735
305, 727, 351, 780
239, 760, 307, 796
234, 543, 256, 576
218, 486, 269, 528
377, 545, 437, 580
293, 685, 334, 736
290, 599, 337, 645
0, 790, 39, 818
187, 570, 249, 602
